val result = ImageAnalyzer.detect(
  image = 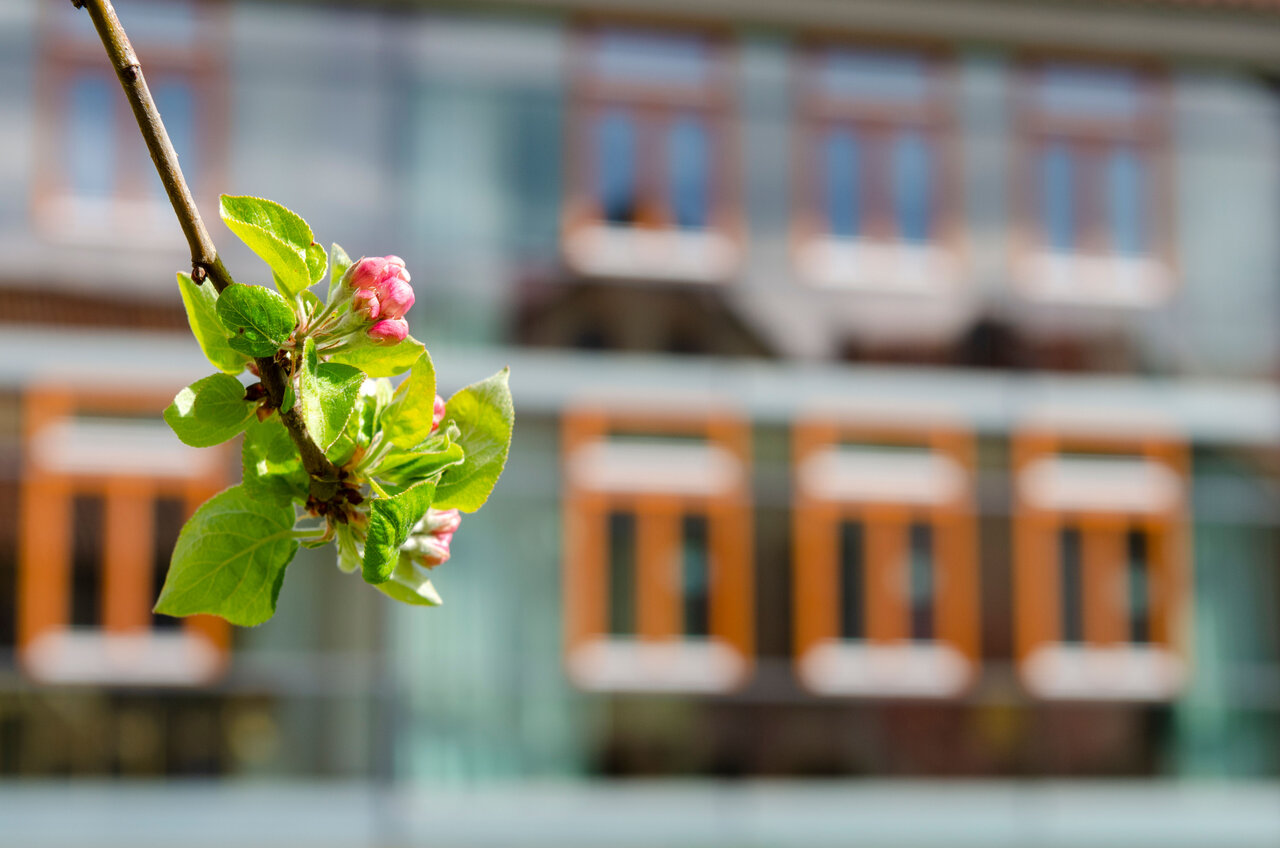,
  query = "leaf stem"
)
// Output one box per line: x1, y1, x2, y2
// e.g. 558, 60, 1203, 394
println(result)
74, 0, 342, 498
